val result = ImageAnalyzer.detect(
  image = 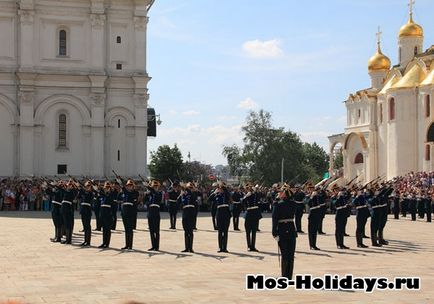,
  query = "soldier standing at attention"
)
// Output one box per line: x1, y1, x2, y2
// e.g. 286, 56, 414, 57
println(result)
242, 183, 261, 251
111, 182, 121, 230
272, 183, 297, 279
353, 189, 370, 248
45, 181, 64, 243
145, 180, 163, 251
307, 189, 321, 250
78, 181, 94, 247
98, 182, 116, 248
93, 184, 102, 231
210, 182, 231, 252
60, 180, 78, 245
181, 182, 196, 253
120, 179, 139, 251
209, 183, 218, 230
333, 189, 350, 249
167, 181, 181, 229
293, 185, 306, 233
231, 186, 243, 231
